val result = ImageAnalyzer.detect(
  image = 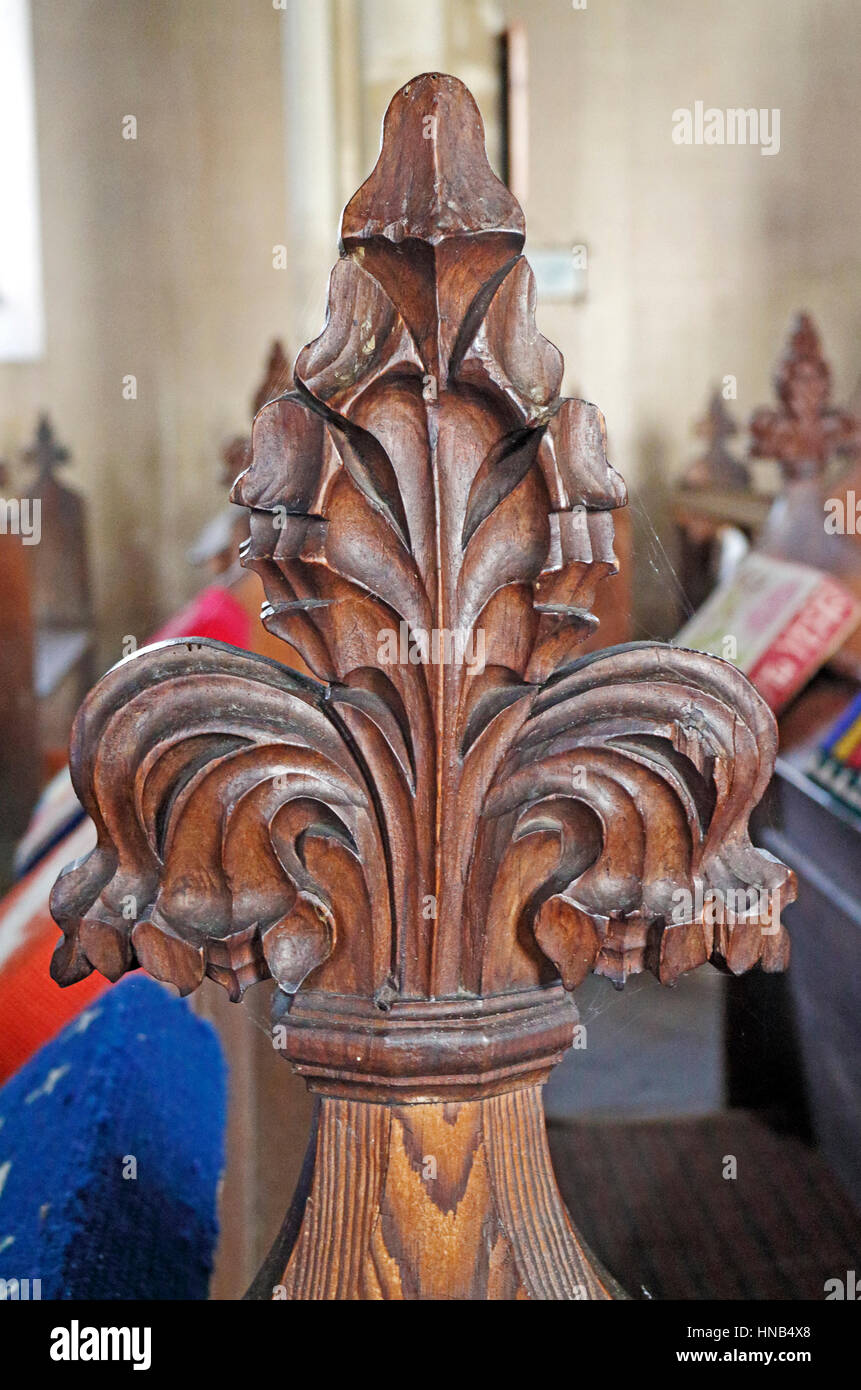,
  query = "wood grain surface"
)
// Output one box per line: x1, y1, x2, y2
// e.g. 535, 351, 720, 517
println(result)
51, 73, 793, 1299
